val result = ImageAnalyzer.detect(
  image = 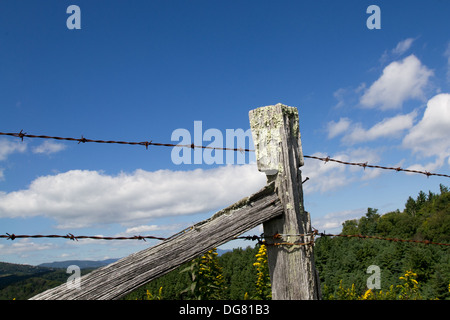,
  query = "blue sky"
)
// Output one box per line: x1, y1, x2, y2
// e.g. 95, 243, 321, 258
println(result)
0, 0, 449, 265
